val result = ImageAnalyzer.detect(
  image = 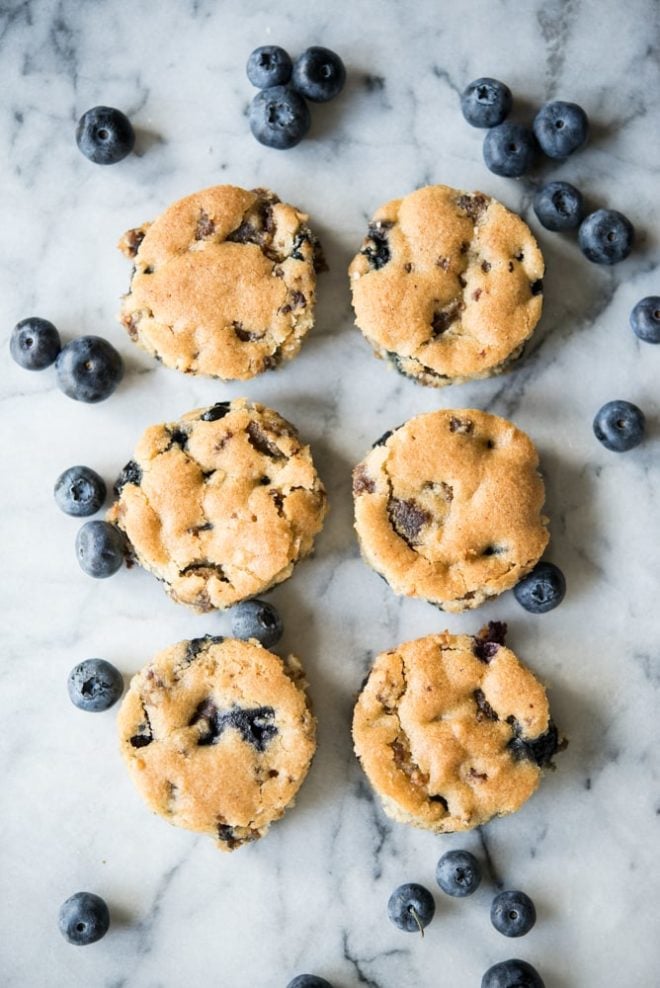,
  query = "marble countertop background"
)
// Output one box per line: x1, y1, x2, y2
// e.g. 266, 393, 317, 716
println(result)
2, 0, 660, 985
